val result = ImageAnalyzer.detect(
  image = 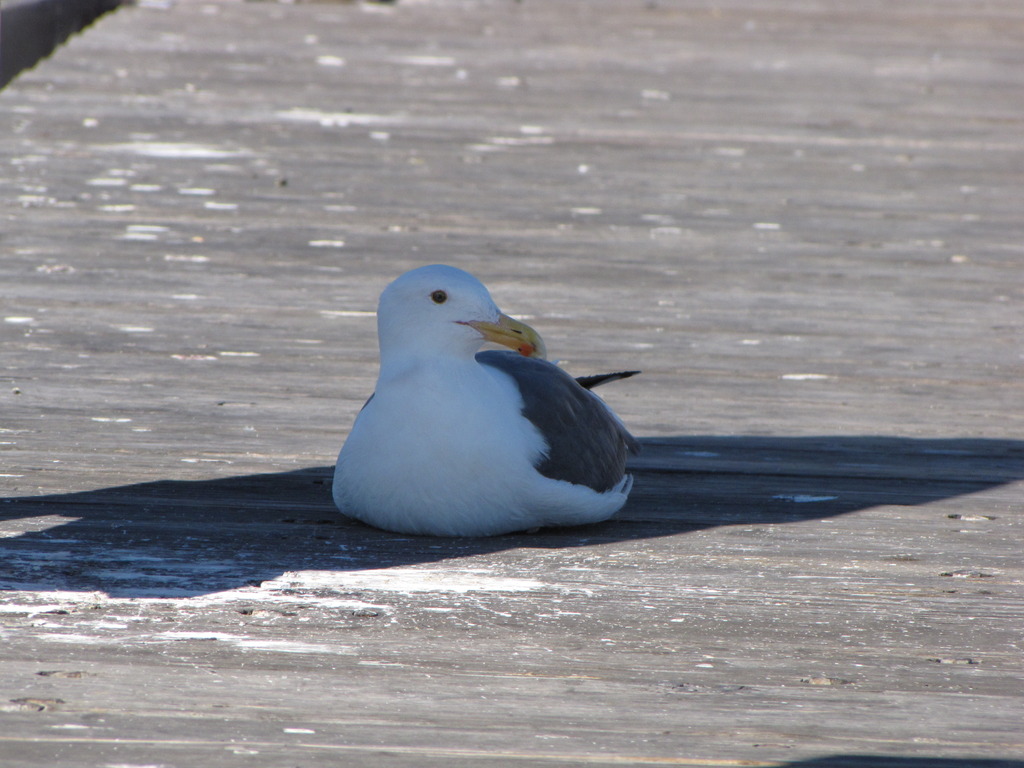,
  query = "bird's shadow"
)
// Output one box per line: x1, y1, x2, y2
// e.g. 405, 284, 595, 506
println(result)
1, 435, 1021, 599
